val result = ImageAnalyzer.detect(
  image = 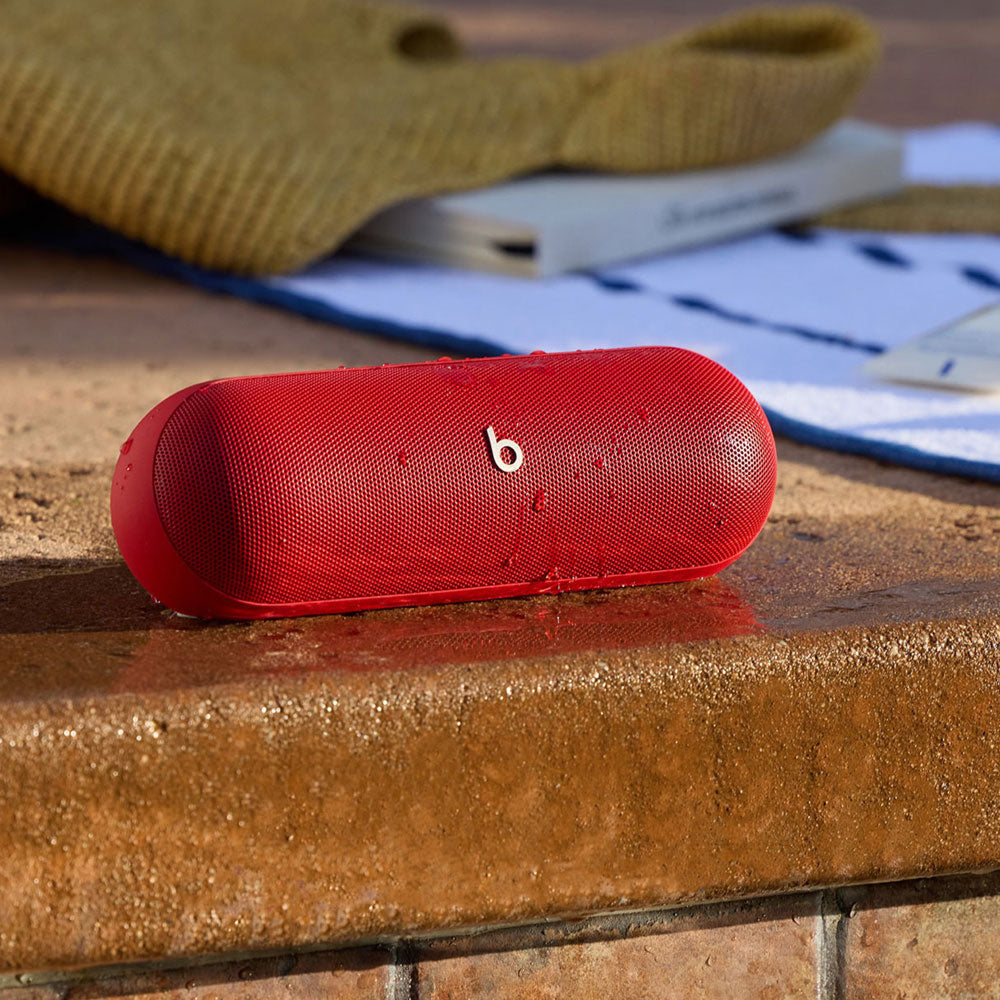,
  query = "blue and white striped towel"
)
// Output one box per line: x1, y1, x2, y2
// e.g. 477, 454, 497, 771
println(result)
126, 123, 1000, 481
